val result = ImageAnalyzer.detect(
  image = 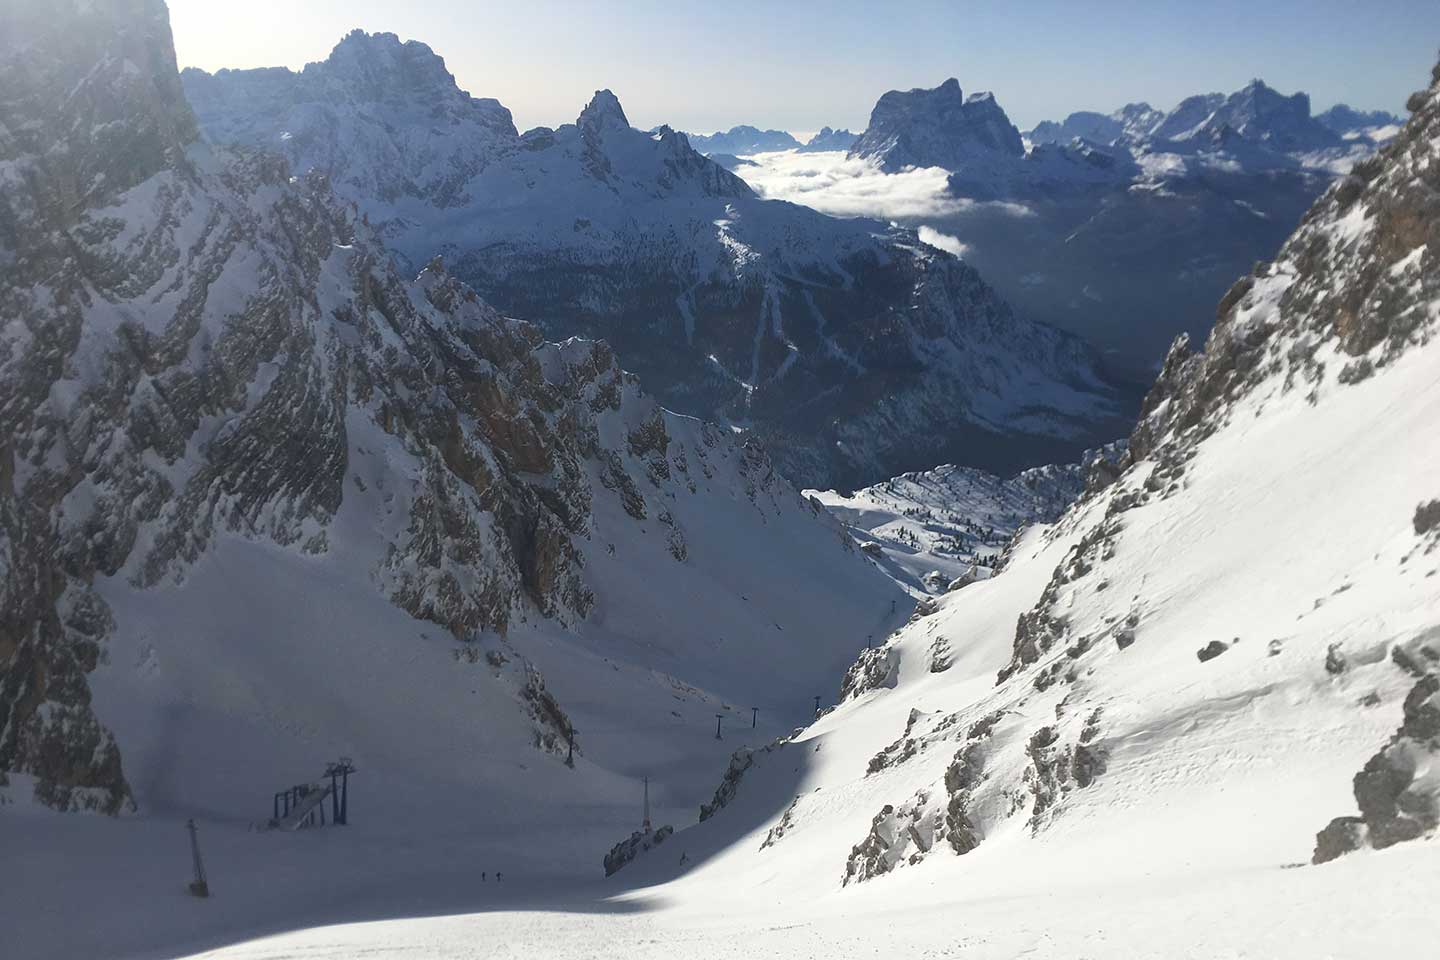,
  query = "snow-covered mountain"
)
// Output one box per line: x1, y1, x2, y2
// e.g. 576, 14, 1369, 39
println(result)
1026, 103, 1164, 147
798, 126, 860, 152
578, 55, 1440, 952
806, 448, 1123, 597
1151, 81, 1343, 153
5, 4, 1438, 958
1028, 92, 1402, 155
1316, 103, 1405, 139
65, 51, 1438, 960
0, 0, 908, 852
866, 78, 1376, 200
180, 33, 1131, 490
683, 125, 802, 155
825, 77, 1396, 378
